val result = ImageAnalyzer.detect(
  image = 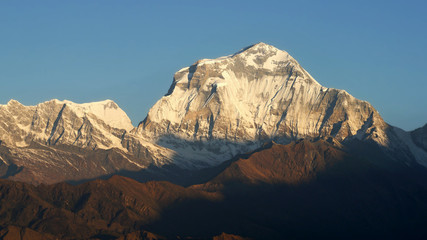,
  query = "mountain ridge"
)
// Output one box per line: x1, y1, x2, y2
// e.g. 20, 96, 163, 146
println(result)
0, 42, 426, 184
